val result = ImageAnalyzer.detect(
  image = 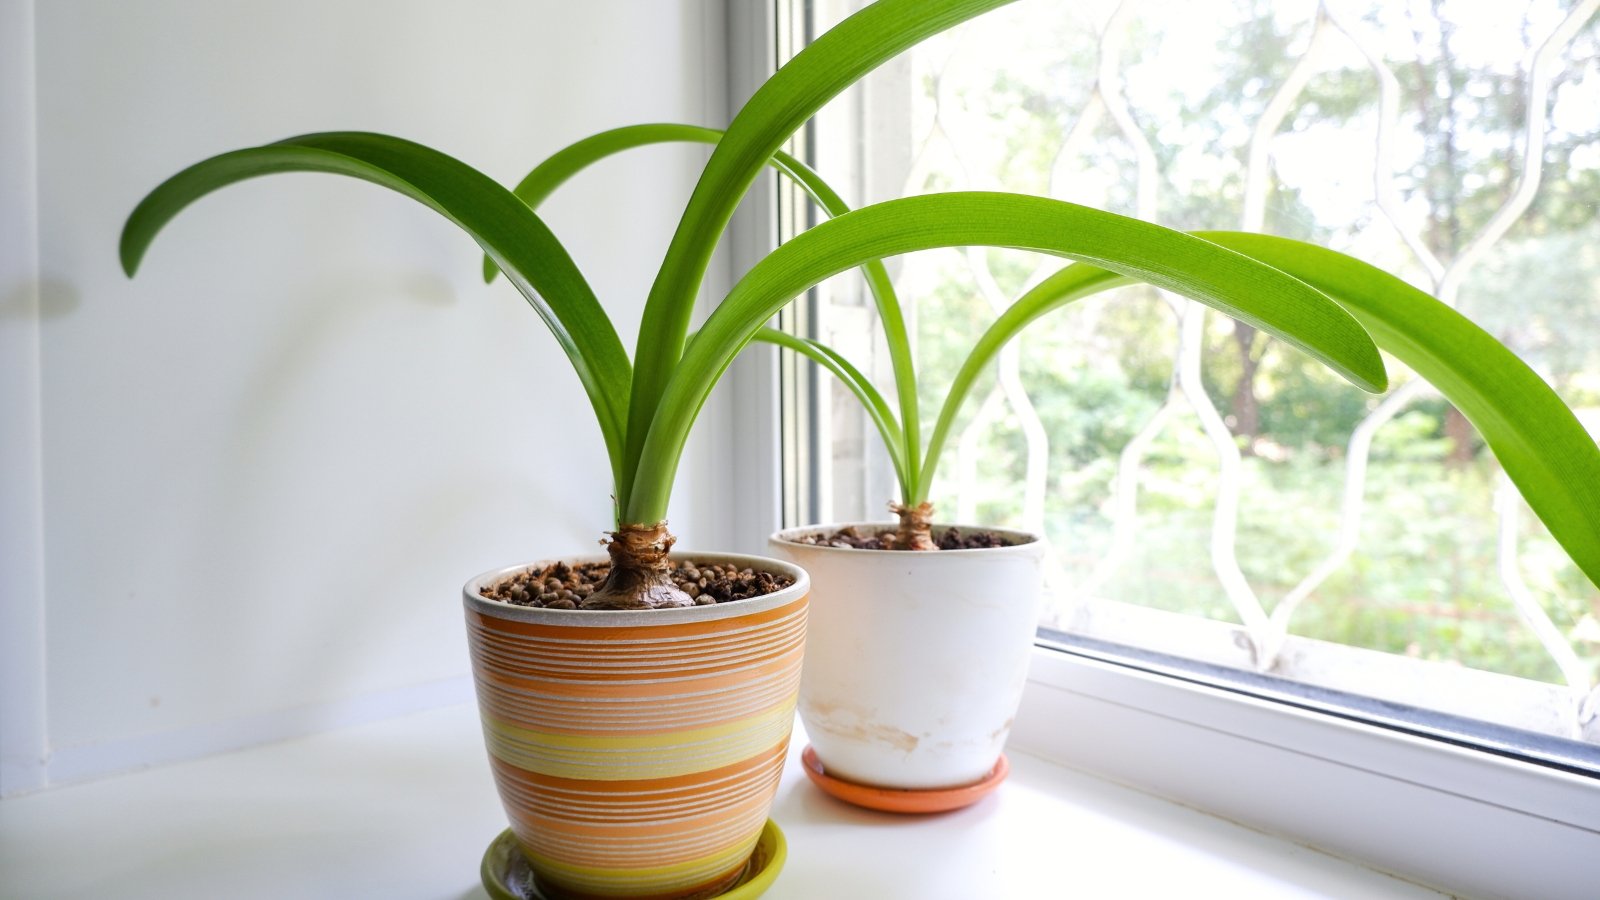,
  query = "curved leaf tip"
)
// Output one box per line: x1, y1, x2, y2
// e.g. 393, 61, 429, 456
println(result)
118, 231, 141, 277
120, 192, 163, 277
